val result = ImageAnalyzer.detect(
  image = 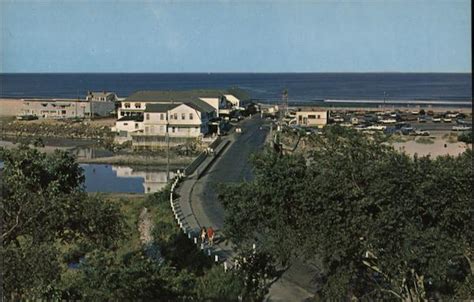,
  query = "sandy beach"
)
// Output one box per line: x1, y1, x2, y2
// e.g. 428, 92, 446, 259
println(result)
391, 132, 471, 157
